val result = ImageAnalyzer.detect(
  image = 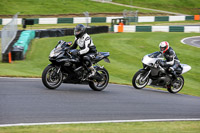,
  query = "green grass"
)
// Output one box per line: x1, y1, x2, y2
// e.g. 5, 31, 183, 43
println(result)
113, 0, 200, 15
0, 121, 200, 133
0, 32, 199, 96
0, 0, 153, 15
